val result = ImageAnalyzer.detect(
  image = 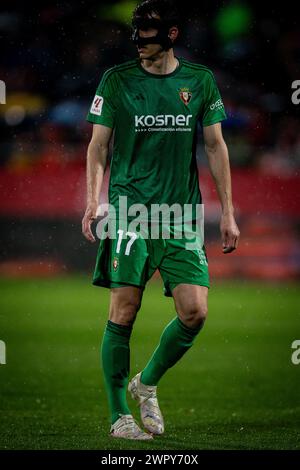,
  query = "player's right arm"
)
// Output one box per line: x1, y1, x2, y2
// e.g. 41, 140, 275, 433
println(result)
82, 67, 118, 242
82, 124, 113, 242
